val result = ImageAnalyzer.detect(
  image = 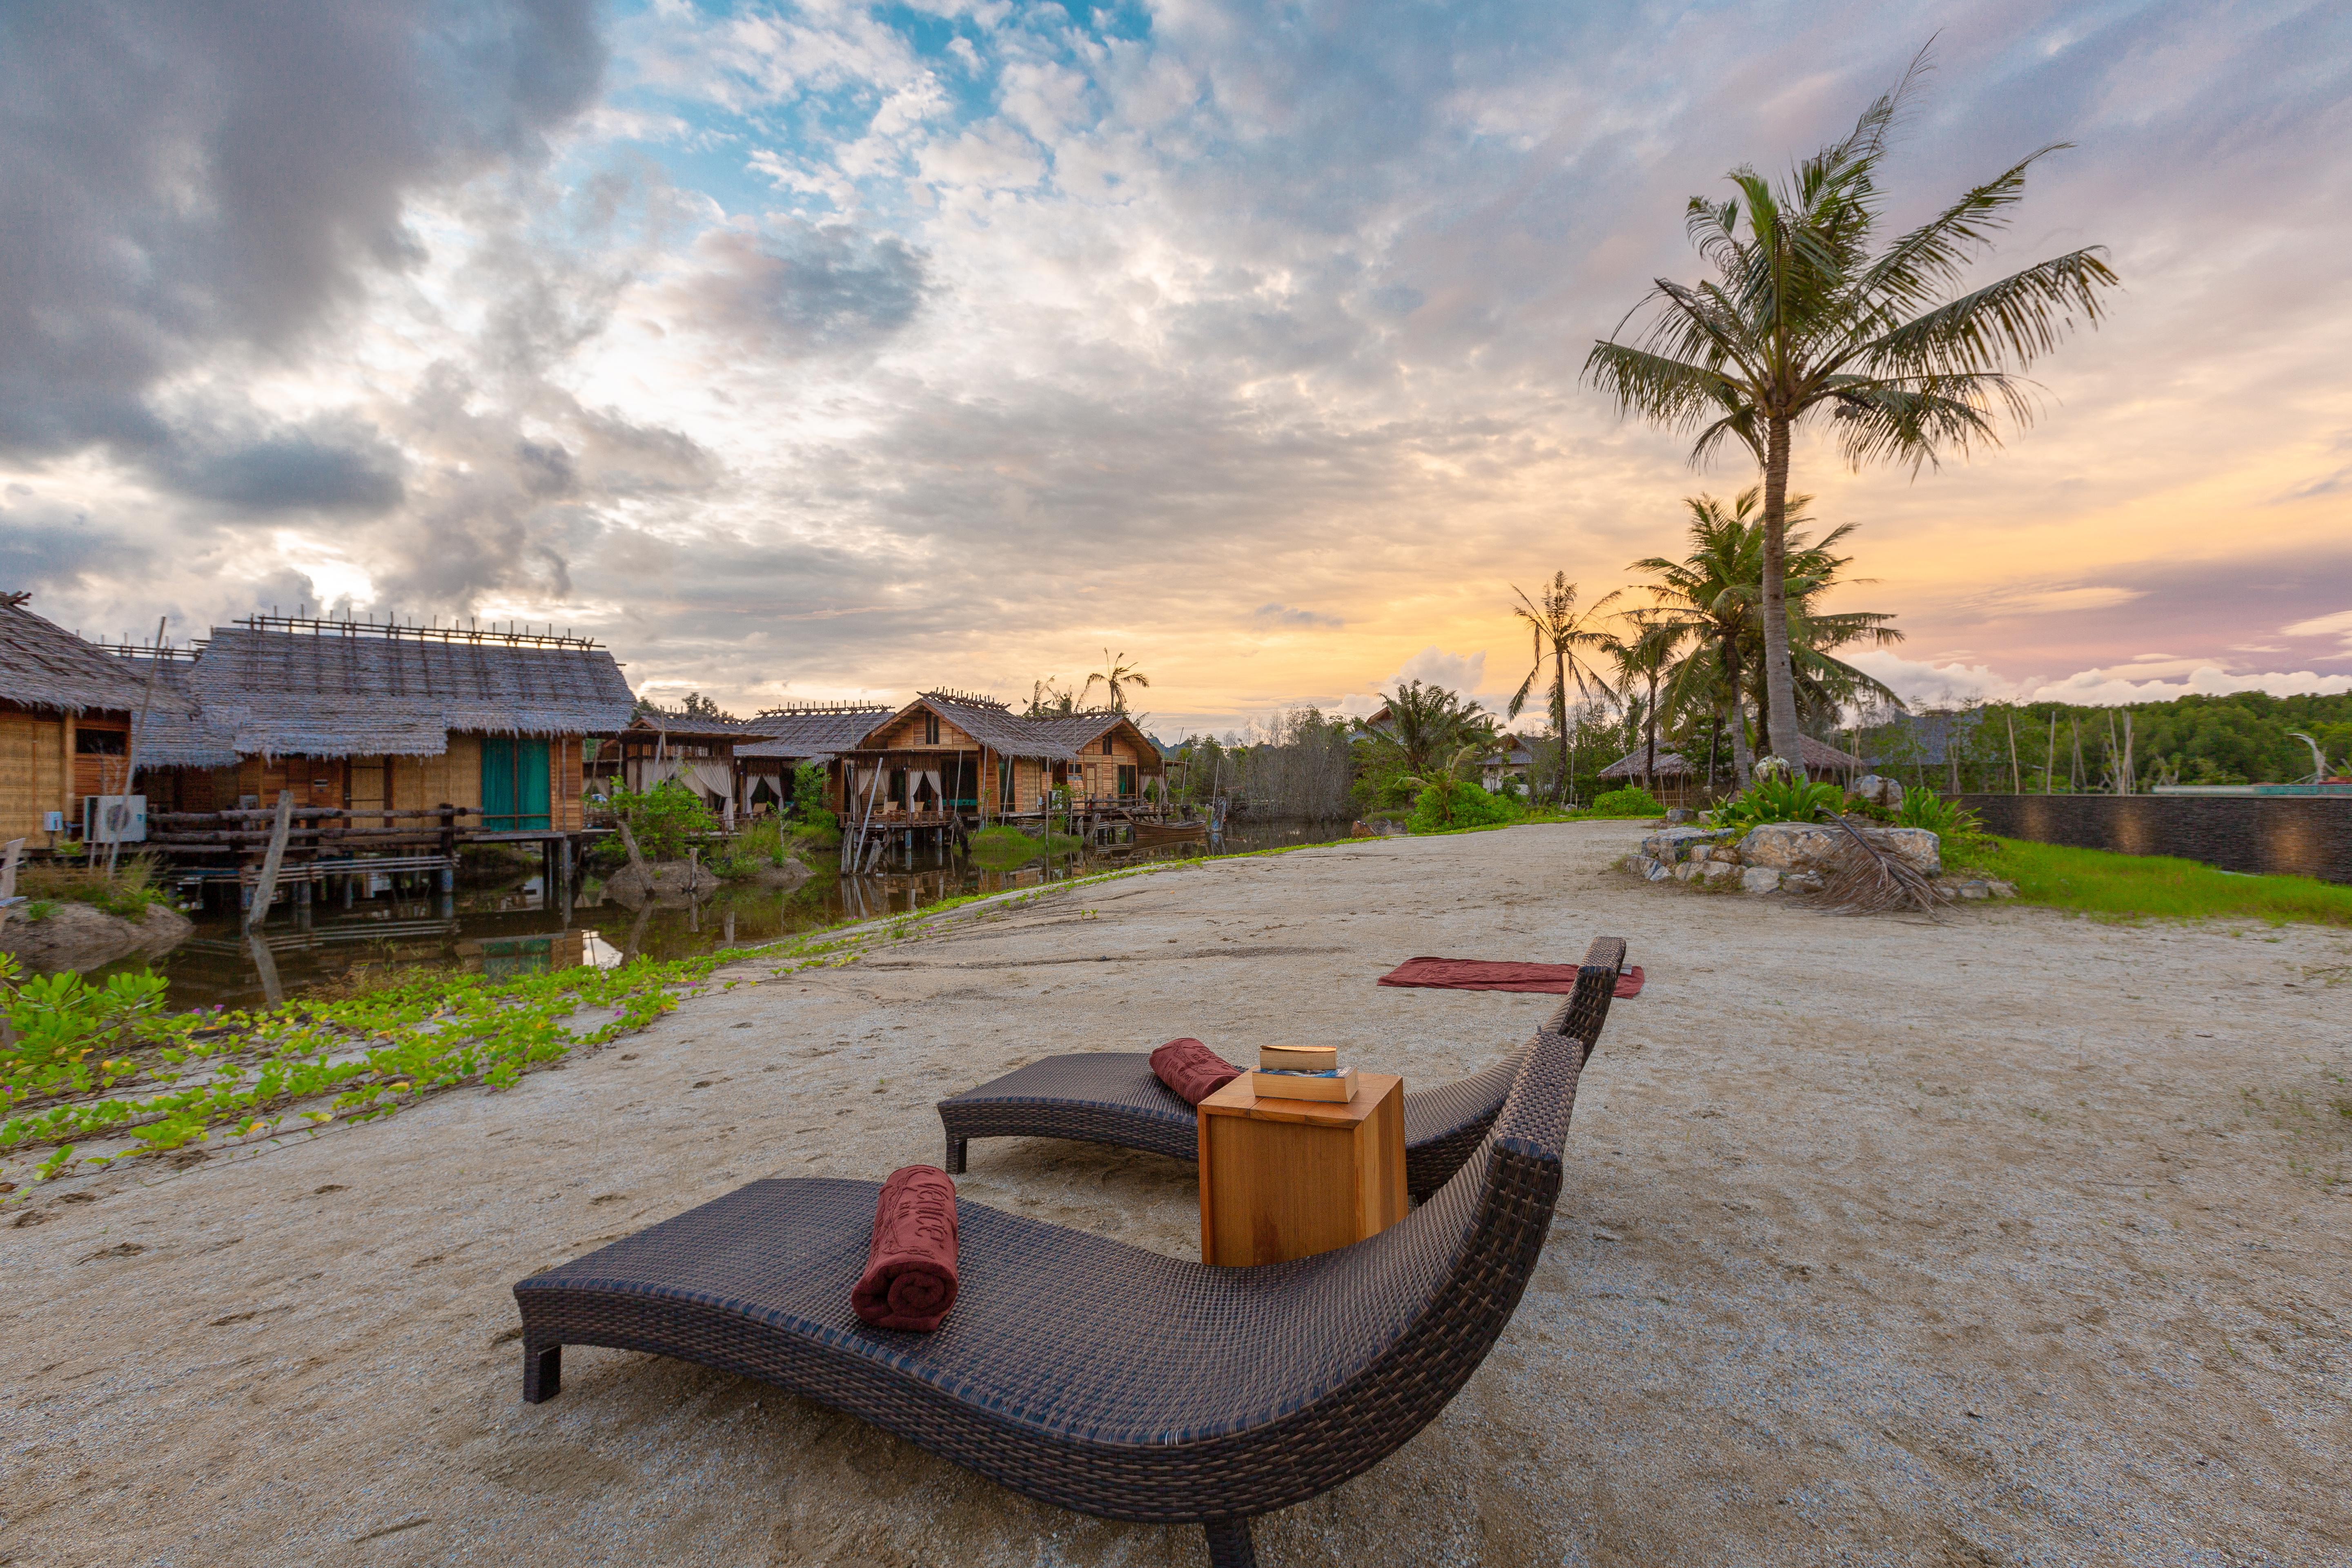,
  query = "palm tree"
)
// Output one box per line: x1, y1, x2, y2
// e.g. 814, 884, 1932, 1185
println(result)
1635, 488, 1903, 786
1357, 680, 1494, 782
1025, 678, 1078, 718
1600, 614, 1678, 793
1506, 572, 1621, 805
1081, 650, 1150, 713
1585, 49, 2118, 778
